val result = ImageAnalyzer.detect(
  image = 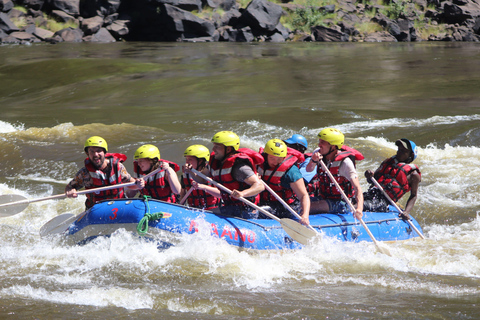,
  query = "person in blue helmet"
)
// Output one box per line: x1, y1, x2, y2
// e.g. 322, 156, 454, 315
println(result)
283, 134, 316, 183
284, 134, 308, 154
363, 138, 421, 219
